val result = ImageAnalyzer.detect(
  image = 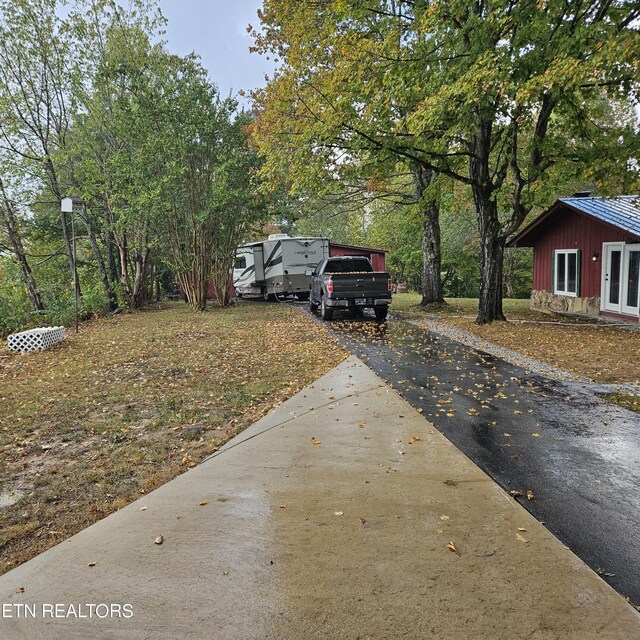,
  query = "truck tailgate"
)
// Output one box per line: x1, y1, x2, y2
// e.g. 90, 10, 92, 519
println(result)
328, 272, 390, 297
